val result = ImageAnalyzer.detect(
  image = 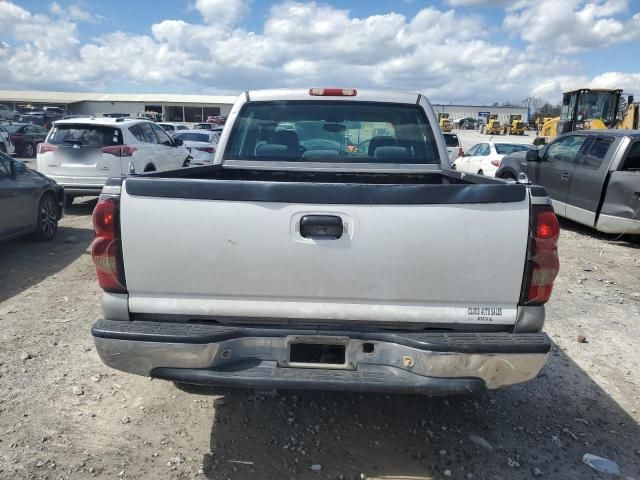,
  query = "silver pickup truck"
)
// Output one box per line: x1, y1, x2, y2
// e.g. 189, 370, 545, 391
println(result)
91, 88, 559, 395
